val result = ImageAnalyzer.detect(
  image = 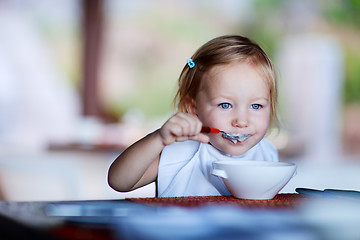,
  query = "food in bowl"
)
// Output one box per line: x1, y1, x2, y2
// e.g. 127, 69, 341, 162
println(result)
211, 160, 297, 200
